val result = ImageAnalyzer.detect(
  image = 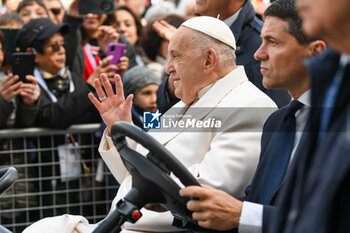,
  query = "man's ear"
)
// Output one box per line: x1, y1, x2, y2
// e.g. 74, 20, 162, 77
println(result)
203, 48, 217, 74
308, 40, 327, 56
